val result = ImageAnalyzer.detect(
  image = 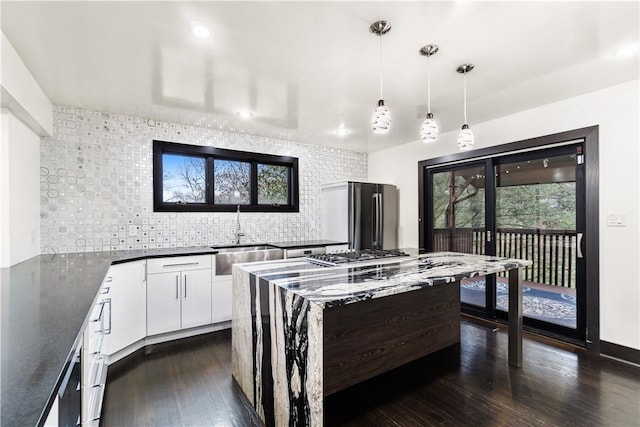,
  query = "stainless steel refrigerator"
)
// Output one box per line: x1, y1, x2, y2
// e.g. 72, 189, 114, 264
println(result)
322, 181, 398, 250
